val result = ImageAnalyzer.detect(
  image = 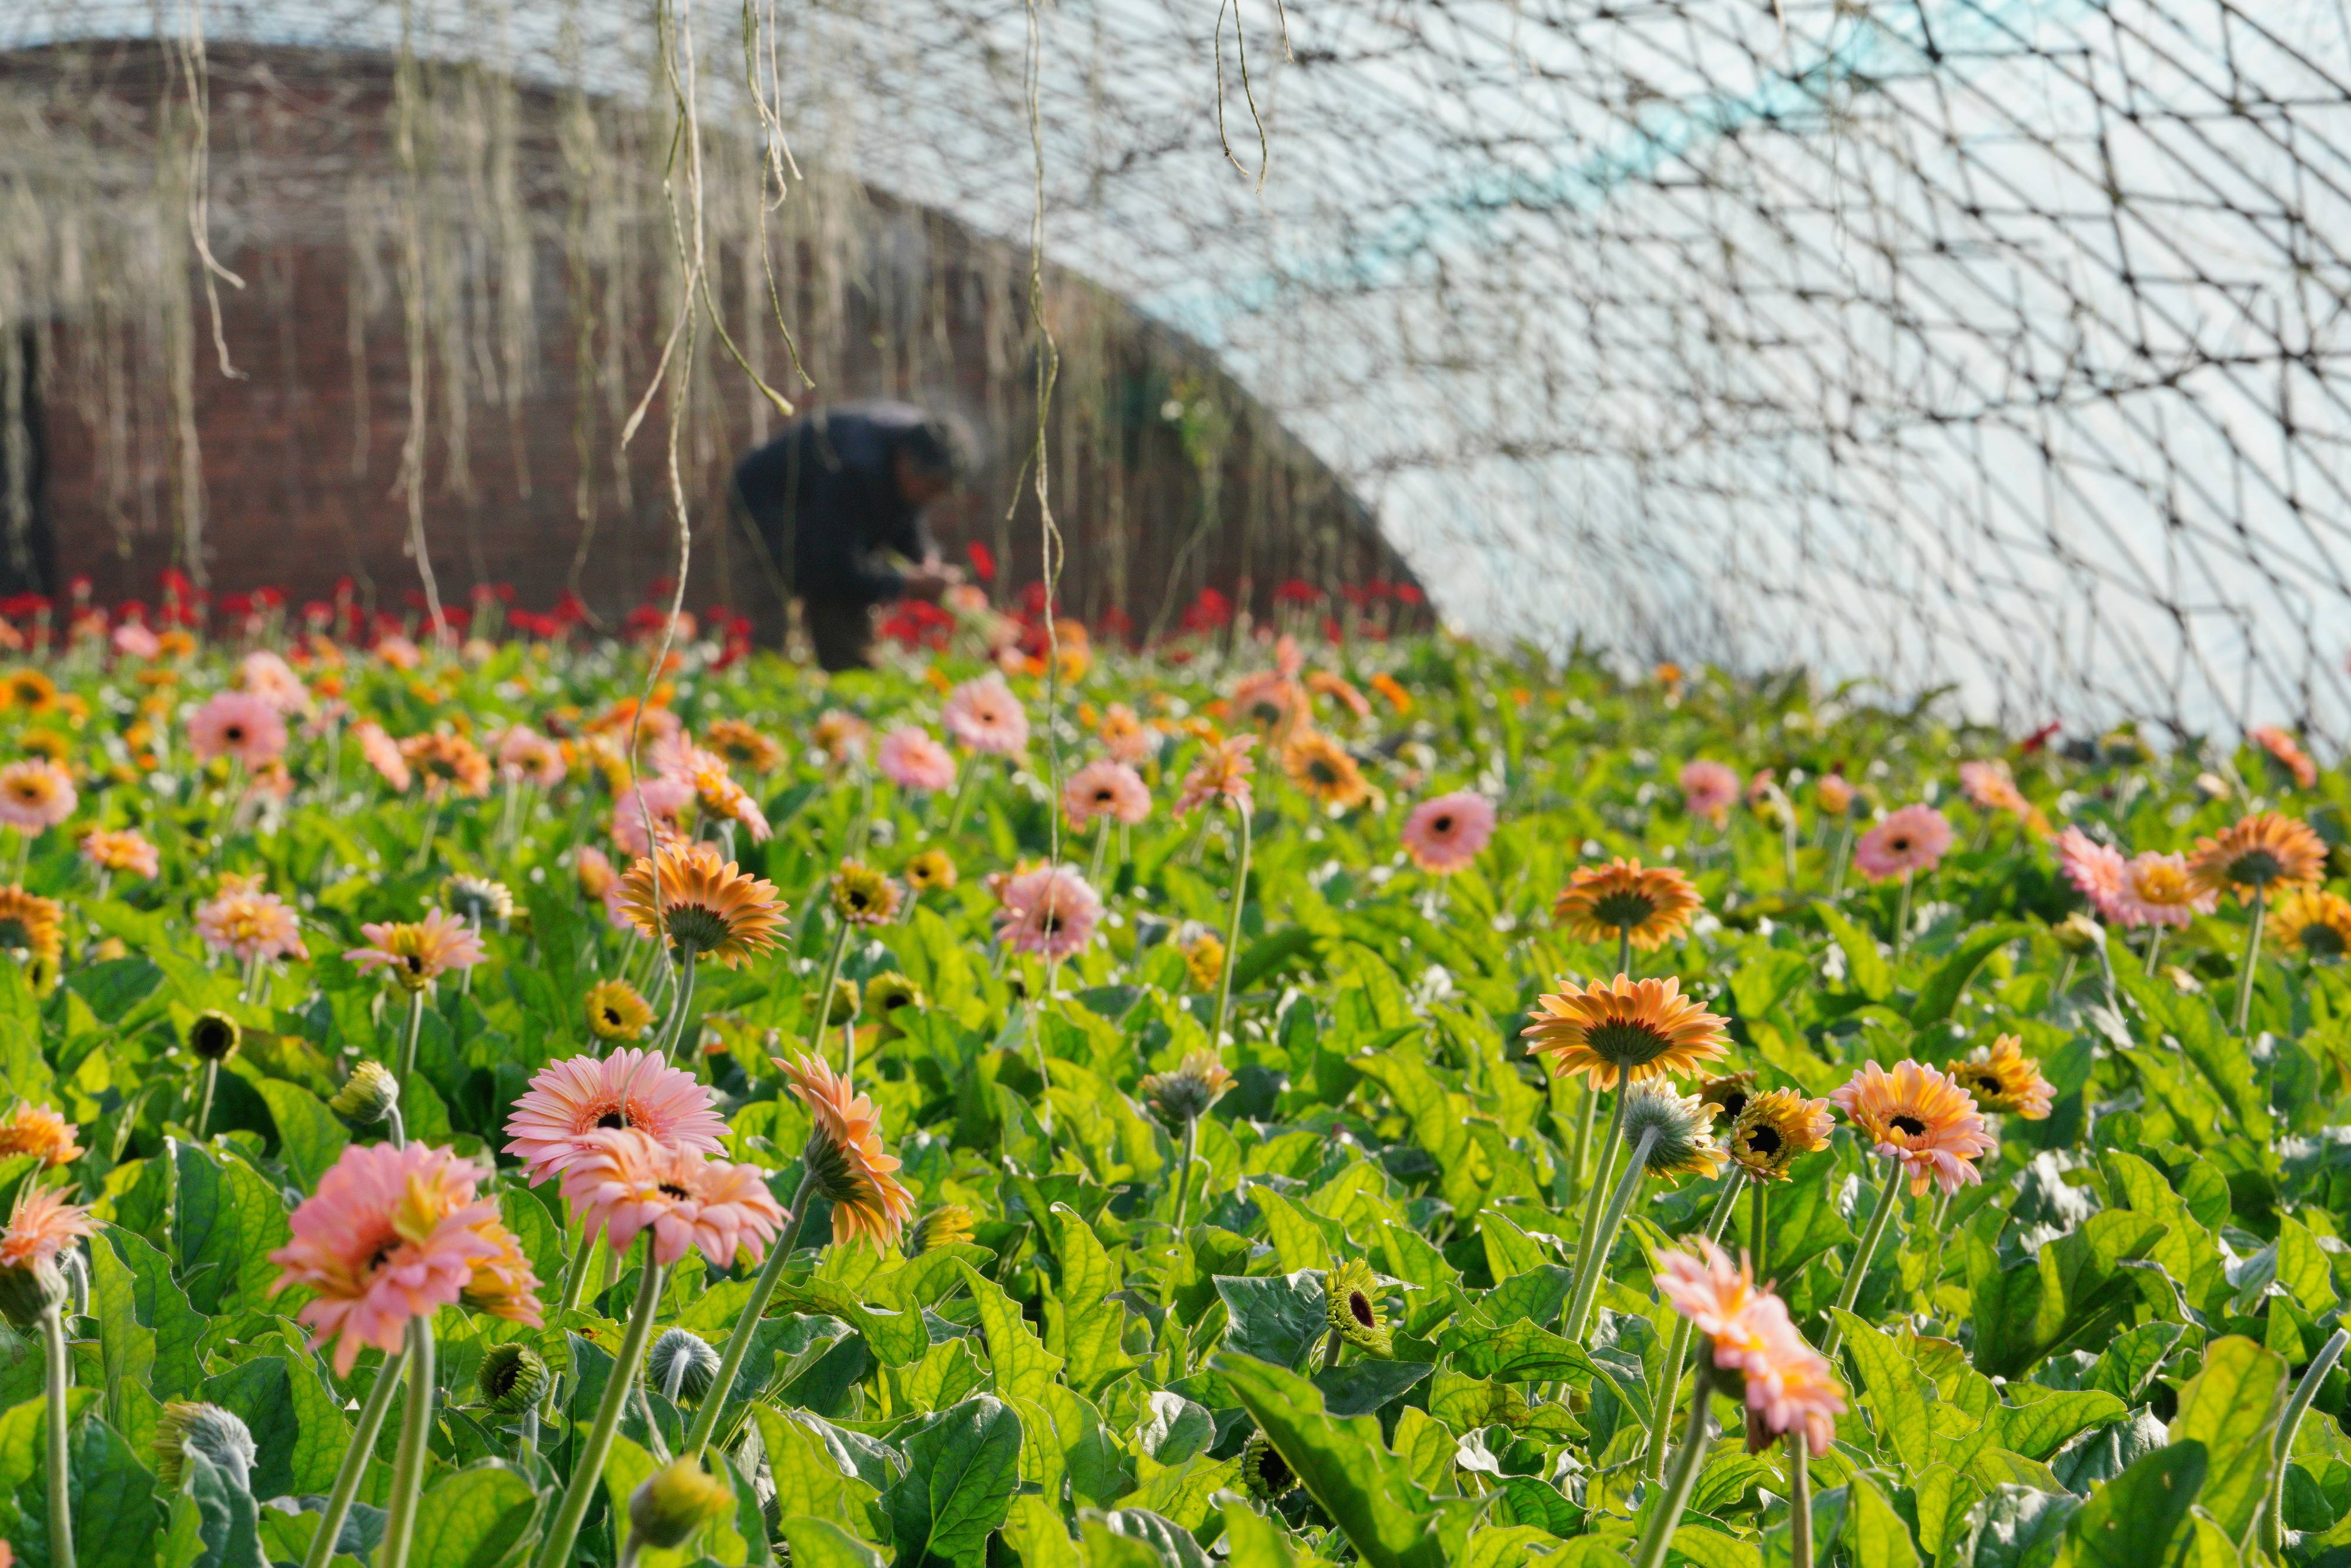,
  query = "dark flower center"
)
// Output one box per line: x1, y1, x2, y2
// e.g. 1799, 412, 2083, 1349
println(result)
1585, 1018, 1672, 1066
2303, 923, 2347, 957
1890, 835, 1913, 853
1432, 815, 1455, 834
1716, 1090, 1749, 1121
1744, 1125, 1783, 1157
1257, 1448, 1294, 1492
1592, 890, 1660, 930
658, 1182, 691, 1200
1349, 1290, 1375, 1328
1890, 1114, 1928, 1138
224, 724, 247, 743
603, 1007, 624, 1026
595, 1110, 628, 1130
403, 953, 425, 973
